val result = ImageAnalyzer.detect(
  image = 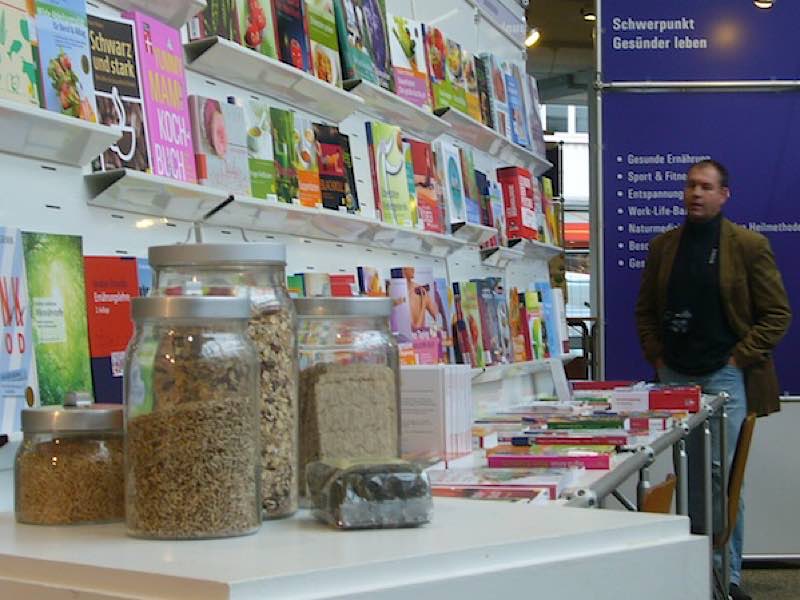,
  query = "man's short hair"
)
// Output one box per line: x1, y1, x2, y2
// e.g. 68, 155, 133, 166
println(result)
689, 159, 729, 189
